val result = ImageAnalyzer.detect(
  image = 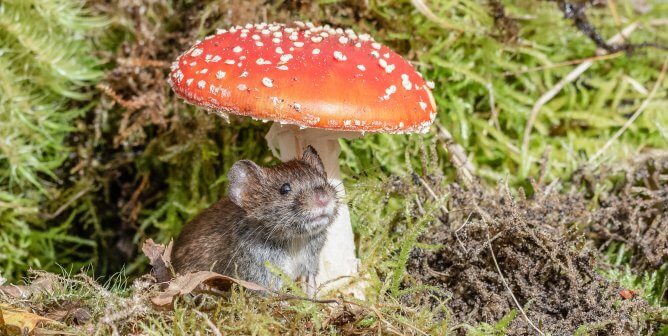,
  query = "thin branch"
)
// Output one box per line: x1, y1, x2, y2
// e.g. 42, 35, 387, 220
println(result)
436, 124, 476, 184
416, 175, 449, 215
521, 23, 639, 165
410, 0, 467, 32
486, 231, 545, 336
503, 53, 622, 76
590, 59, 668, 163
193, 310, 222, 336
